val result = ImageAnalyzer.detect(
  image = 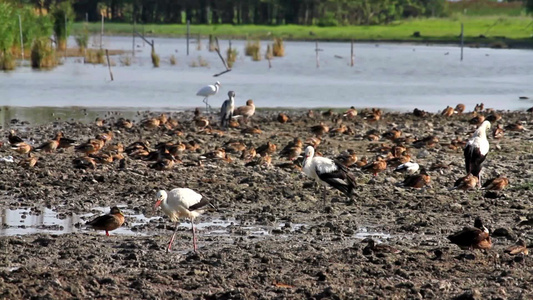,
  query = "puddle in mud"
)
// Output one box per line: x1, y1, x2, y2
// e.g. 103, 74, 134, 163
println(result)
1, 206, 393, 240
